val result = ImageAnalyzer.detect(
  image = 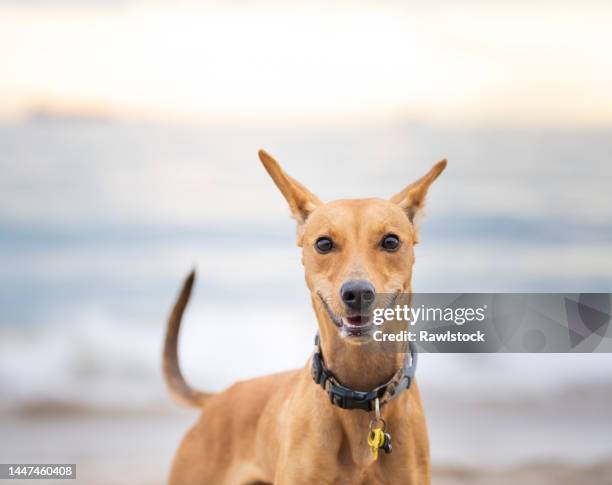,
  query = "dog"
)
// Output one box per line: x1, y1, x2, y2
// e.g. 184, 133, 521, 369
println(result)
163, 150, 446, 484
